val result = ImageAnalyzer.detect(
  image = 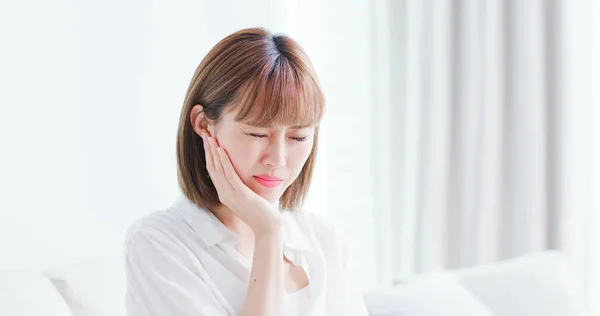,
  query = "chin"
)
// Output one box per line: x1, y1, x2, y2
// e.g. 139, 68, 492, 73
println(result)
259, 192, 283, 205
248, 185, 281, 203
